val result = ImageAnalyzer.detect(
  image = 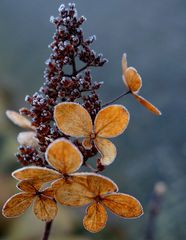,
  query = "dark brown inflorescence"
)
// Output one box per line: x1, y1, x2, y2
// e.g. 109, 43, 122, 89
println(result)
18, 3, 107, 168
